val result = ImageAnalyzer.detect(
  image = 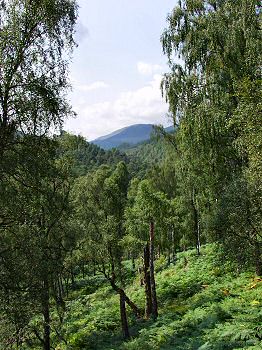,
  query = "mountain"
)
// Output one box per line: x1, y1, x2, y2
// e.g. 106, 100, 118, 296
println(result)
91, 124, 173, 150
